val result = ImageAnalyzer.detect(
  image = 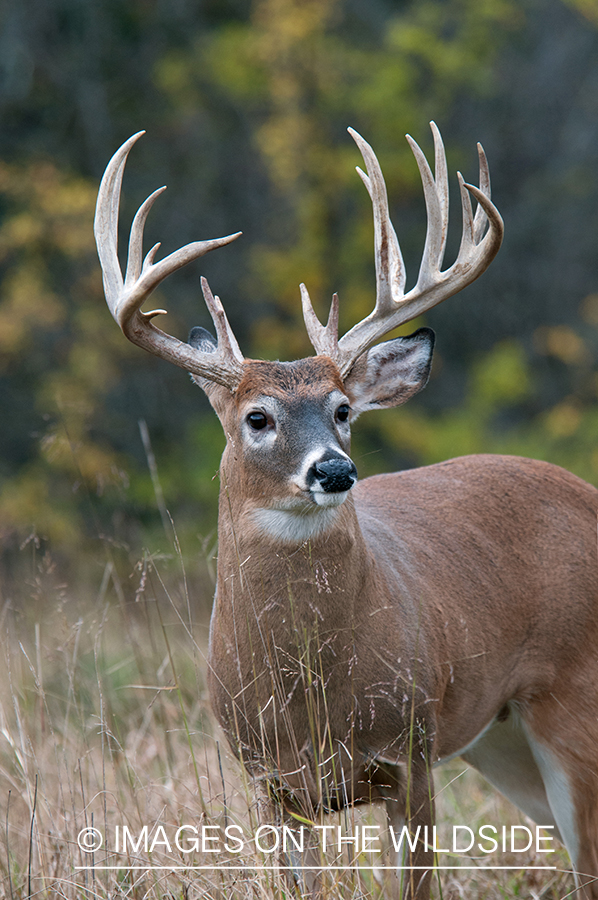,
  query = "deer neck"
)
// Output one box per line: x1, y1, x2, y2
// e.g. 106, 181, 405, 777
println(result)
215, 480, 368, 610
209, 457, 375, 693
209, 479, 372, 761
